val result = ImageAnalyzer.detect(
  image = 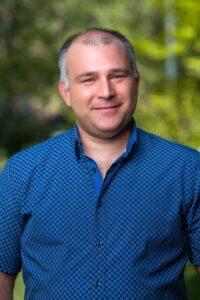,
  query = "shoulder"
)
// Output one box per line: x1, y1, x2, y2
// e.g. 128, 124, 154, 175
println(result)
135, 128, 200, 200
4, 128, 75, 181
135, 128, 200, 173
137, 128, 199, 158
11, 131, 68, 161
